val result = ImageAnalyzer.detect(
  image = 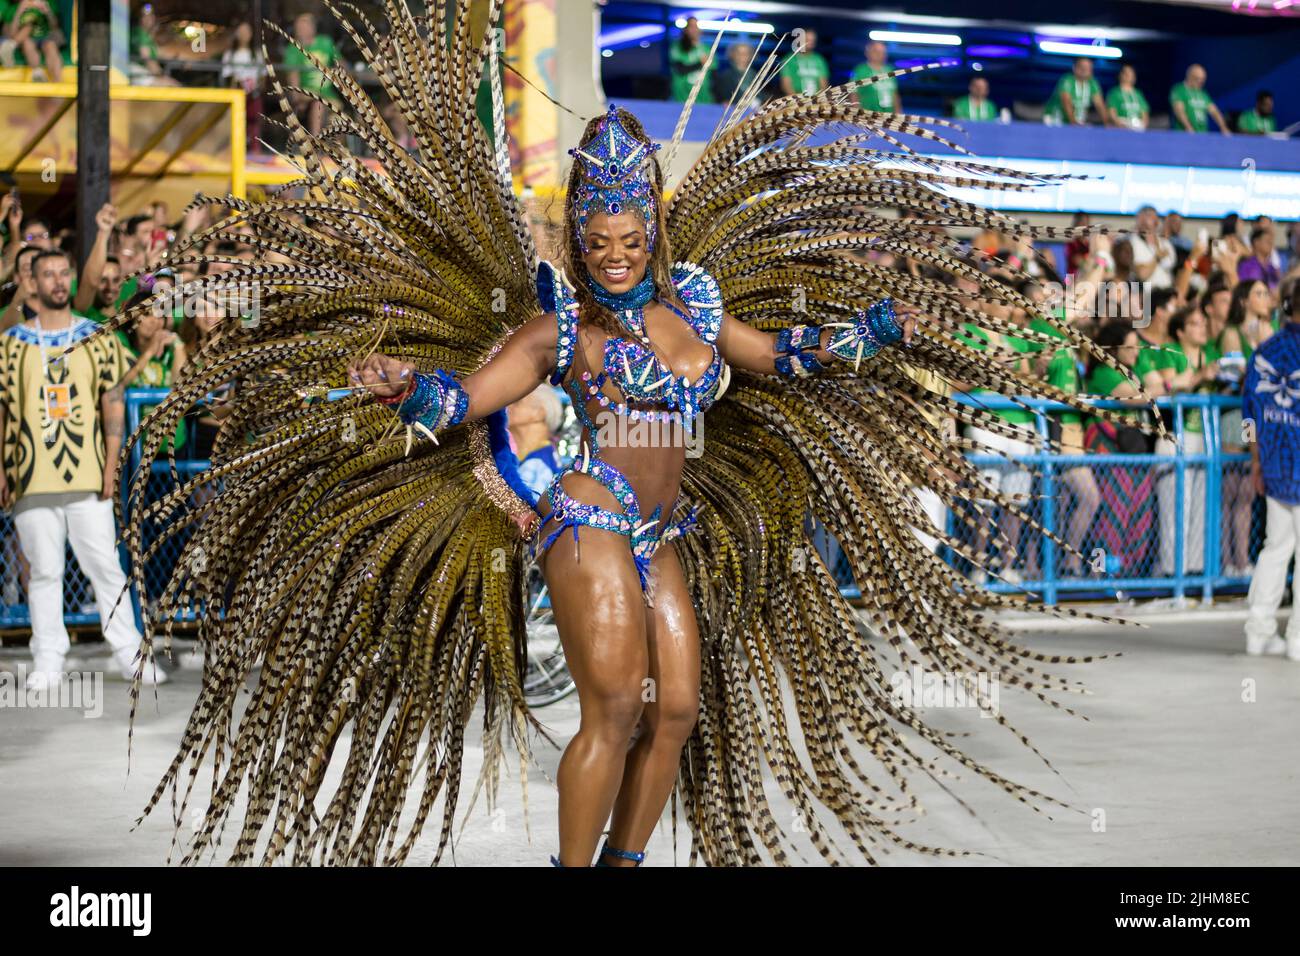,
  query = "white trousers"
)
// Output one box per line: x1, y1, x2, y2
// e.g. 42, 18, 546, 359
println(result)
1245, 496, 1300, 642
912, 486, 948, 553
11, 491, 144, 673
1155, 431, 1206, 575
